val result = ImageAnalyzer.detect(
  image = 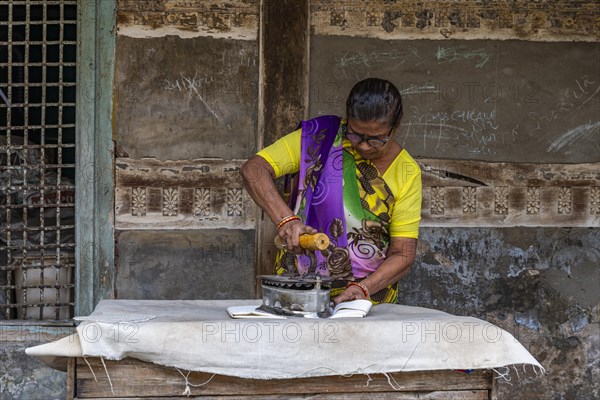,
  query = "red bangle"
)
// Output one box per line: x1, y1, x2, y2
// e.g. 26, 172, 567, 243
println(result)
276, 214, 294, 225
277, 215, 301, 230
347, 282, 370, 299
